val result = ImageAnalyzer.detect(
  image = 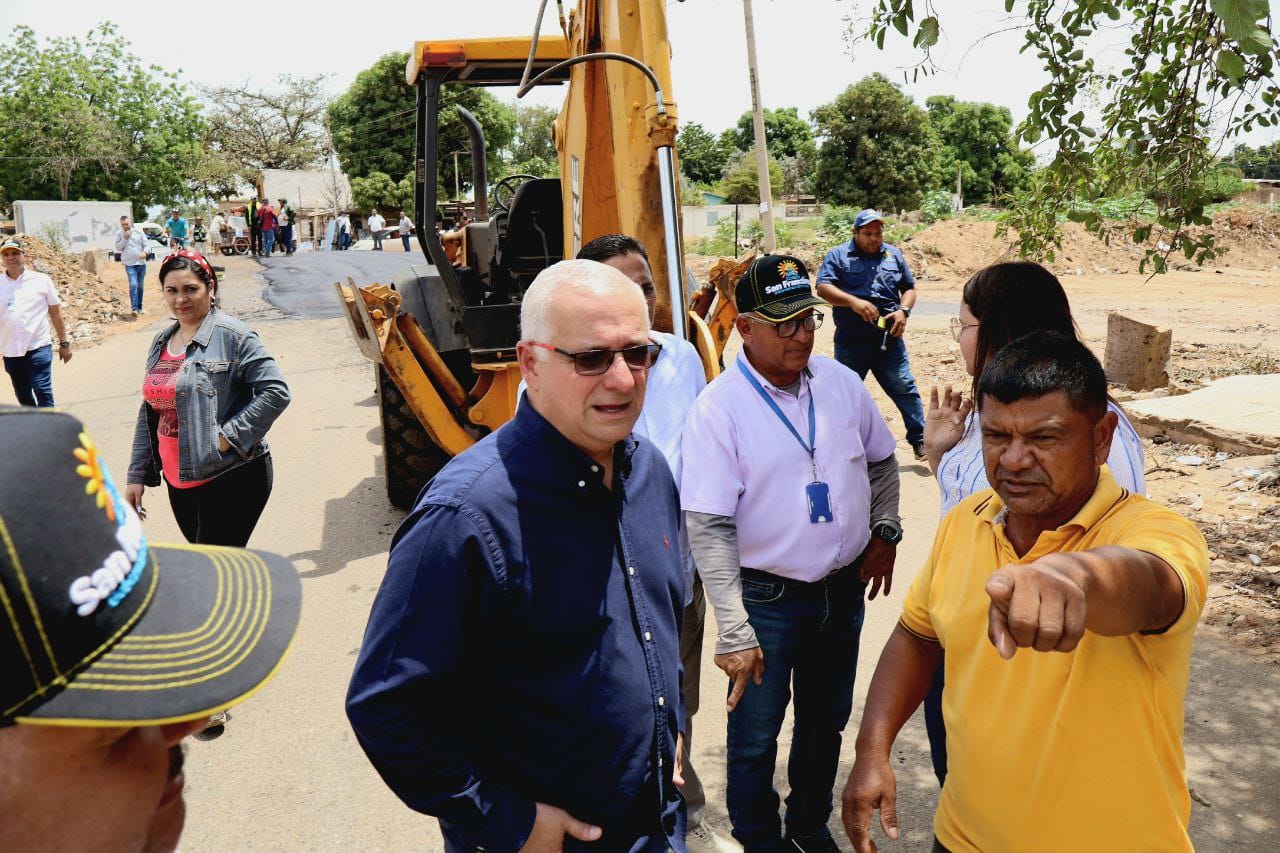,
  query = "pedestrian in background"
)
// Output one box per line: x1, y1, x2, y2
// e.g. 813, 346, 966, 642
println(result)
125, 250, 290, 546
115, 214, 150, 316
278, 198, 296, 255
210, 209, 227, 256
0, 405, 301, 853
368, 208, 386, 250
1, 237, 72, 407
815, 209, 927, 460
247, 197, 261, 256
191, 216, 208, 256
337, 211, 352, 251
257, 200, 278, 257
398, 210, 413, 252
163, 208, 188, 251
